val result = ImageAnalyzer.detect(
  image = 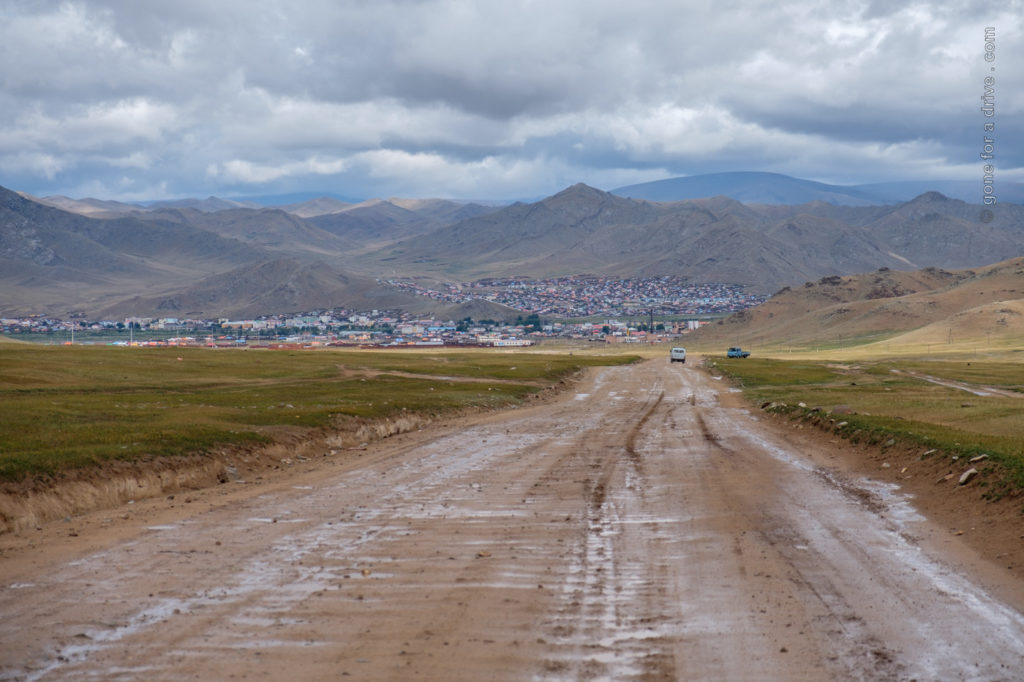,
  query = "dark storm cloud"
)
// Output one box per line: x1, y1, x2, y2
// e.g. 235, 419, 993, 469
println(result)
0, 0, 1020, 200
